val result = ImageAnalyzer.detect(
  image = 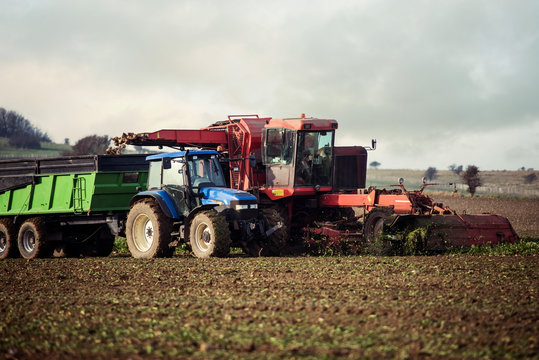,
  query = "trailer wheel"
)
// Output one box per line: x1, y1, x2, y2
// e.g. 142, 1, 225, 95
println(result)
0, 218, 19, 259
189, 210, 231, 258
17, 218, 51, 259
126, 199, 173, 258
260, 208, 288, 256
